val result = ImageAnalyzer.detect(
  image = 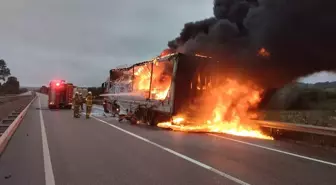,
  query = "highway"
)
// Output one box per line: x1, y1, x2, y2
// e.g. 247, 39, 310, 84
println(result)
0, 94, 336, 185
